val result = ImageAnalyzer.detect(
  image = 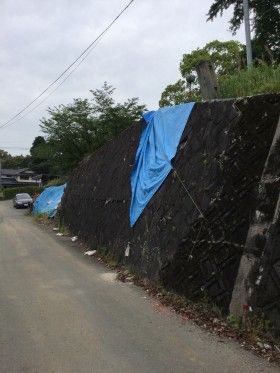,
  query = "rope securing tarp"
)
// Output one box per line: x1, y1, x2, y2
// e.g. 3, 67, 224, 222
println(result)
130, 102, 195, 226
